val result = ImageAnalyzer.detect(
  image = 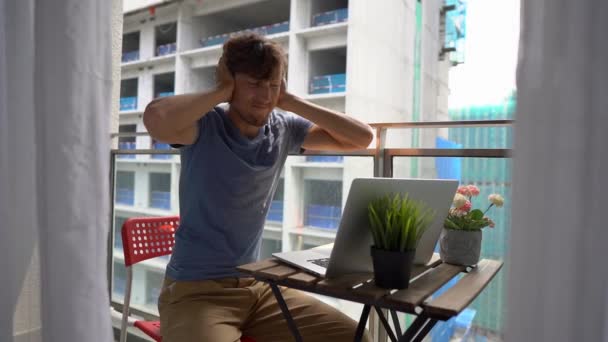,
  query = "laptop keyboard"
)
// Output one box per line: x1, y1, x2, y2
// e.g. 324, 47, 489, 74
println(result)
308, 258, 330, 269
